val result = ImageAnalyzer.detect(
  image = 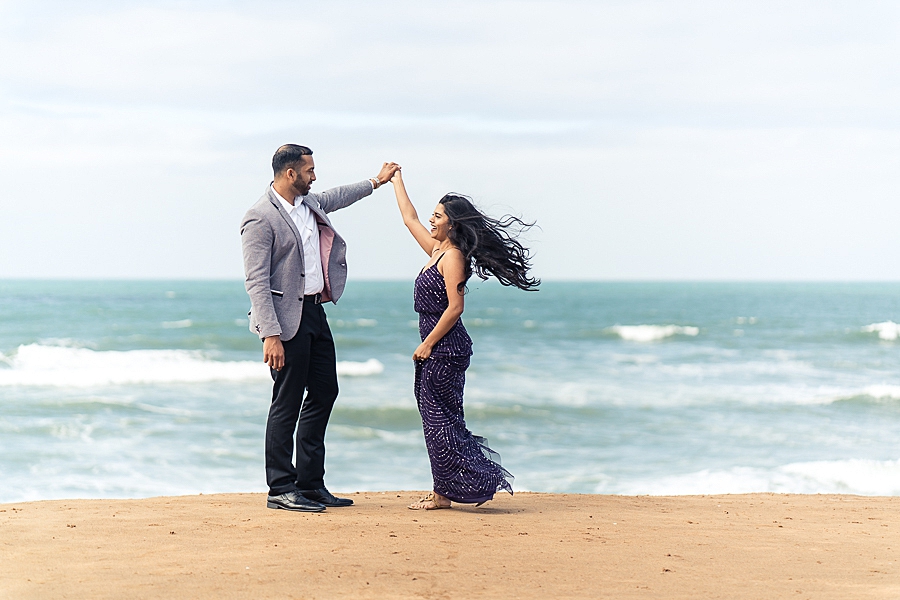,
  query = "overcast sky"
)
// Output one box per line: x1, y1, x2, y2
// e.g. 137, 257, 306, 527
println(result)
1, 0, 898, 280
